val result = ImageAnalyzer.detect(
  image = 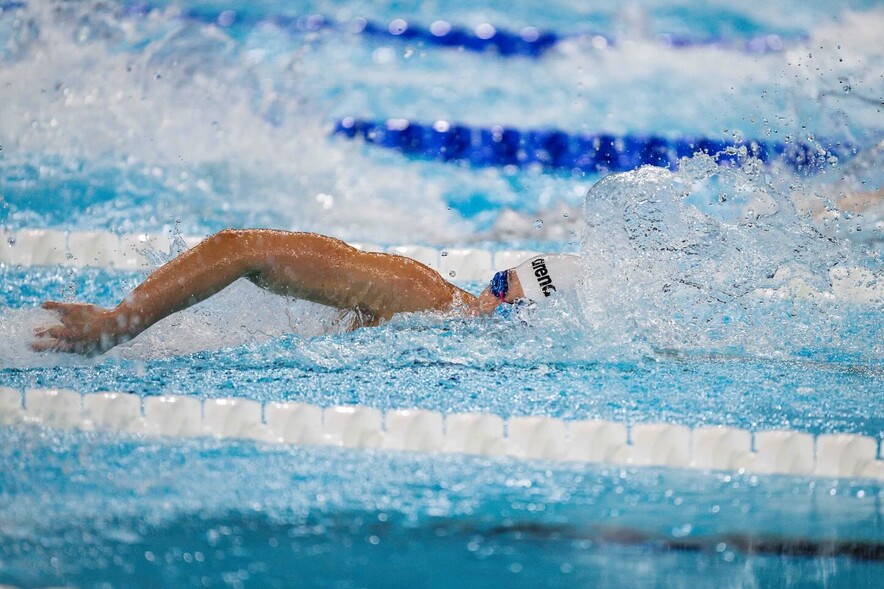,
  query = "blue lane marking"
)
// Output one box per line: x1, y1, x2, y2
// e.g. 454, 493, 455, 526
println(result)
0, 2, 802, 56
112, 3, 798, 57
333, 118, 854, 174
356, 18, 559, 57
